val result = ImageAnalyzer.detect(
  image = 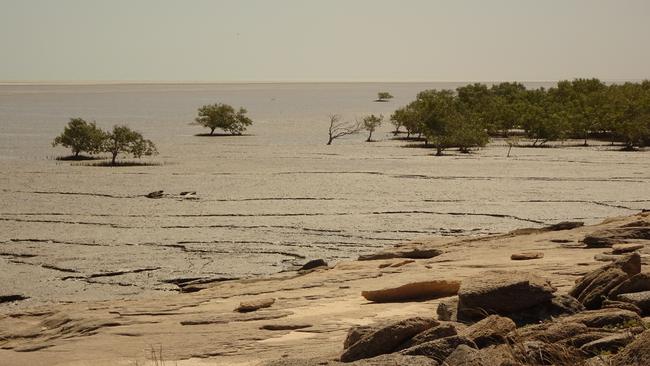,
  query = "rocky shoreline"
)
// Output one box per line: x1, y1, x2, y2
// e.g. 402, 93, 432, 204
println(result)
1, 211, 649, 365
